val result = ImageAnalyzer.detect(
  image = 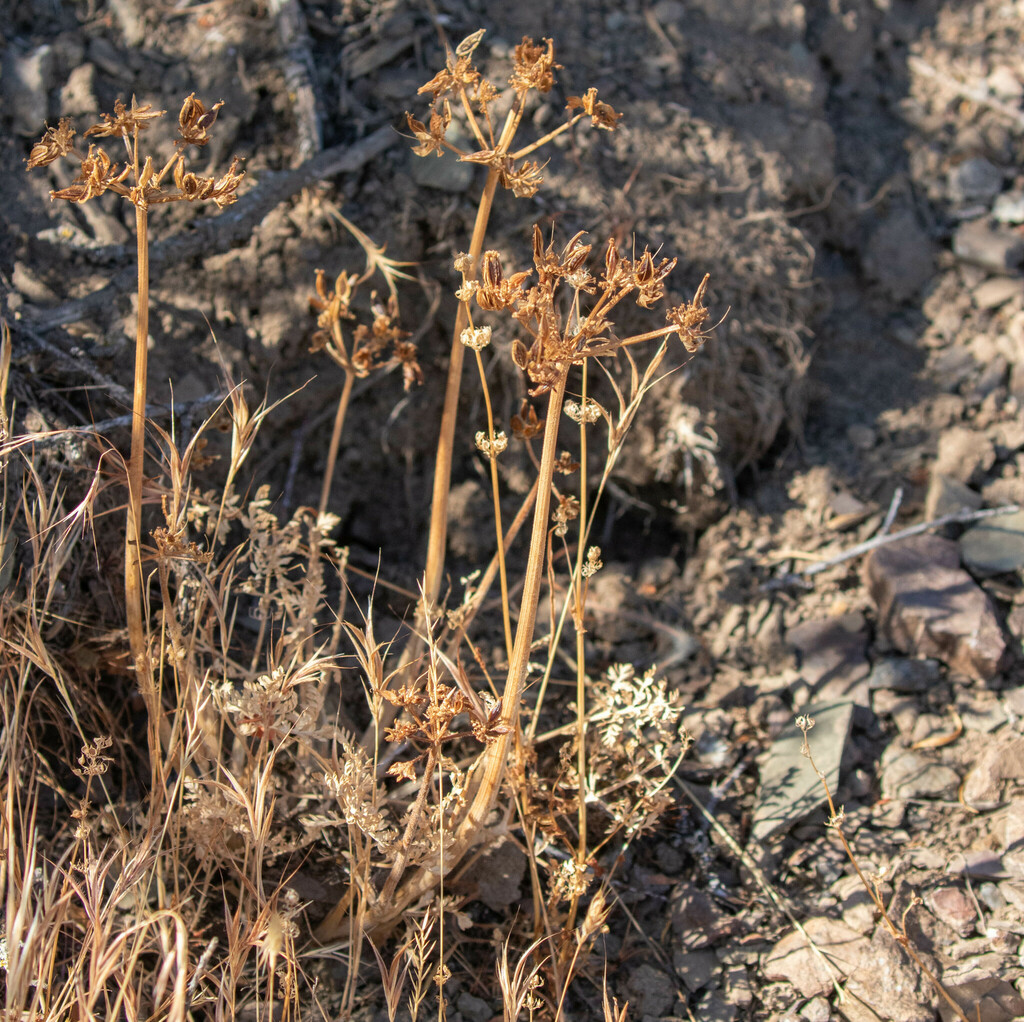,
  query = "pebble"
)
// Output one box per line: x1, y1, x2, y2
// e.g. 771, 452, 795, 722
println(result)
960, 509, 1024, 573
963, 736, 1024, 810
763, 917, 868, 998
880, 748, 960, 800
786, 613, 869, 704
673, 949, 719, 992
863, 207, 936, 301
974, 277, 1022, 310
59, 62, 100, 118
625, 964, 676, 1017
1, 43, 55, 136
926, 886, 978, 937
993, 190, 1024, 226
863, 535, 1006, 681
934, 426, 995, 484
751, 700, 853, 842
948, 157, 1004, 205
953, 219, 1024, 275
924, 473, 982, 522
